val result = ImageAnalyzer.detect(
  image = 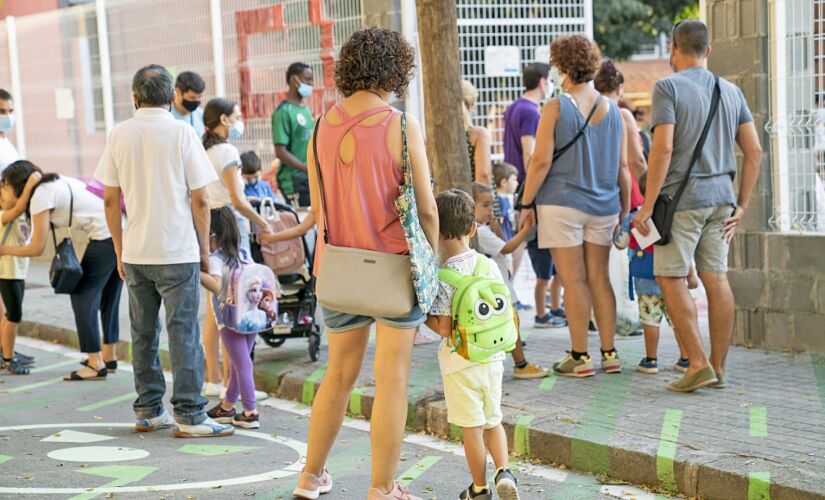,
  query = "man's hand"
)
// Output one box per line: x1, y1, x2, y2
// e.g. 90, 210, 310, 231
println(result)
722, 206, 744, 244
518, 209, 535, 232
631, 206, 653, 237
200, 253, 210, 274
116, 257, 126, 281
